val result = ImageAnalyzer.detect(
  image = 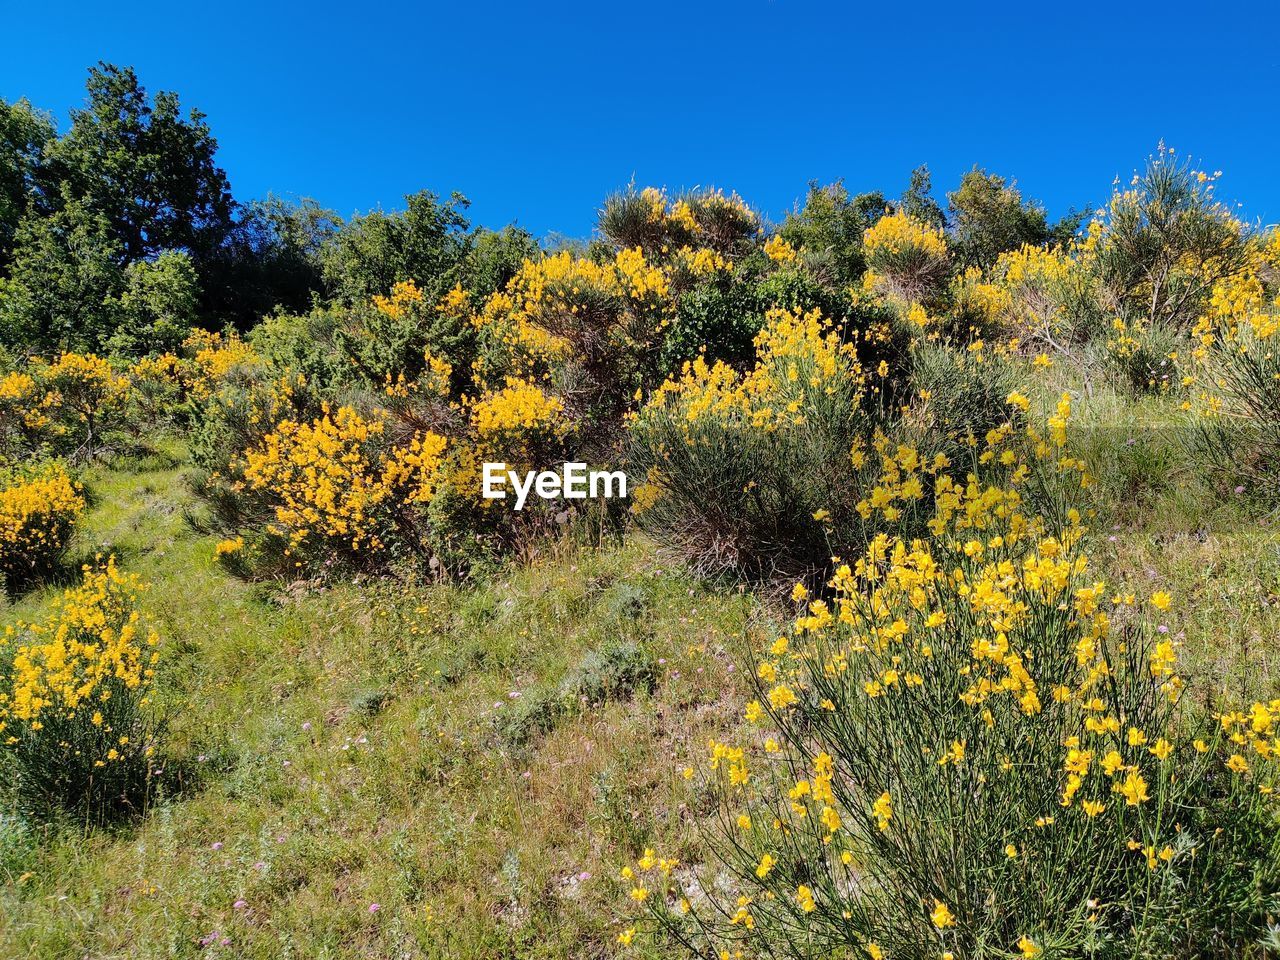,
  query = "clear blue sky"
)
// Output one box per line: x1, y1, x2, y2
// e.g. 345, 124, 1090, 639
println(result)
4, 0, 1279, 238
